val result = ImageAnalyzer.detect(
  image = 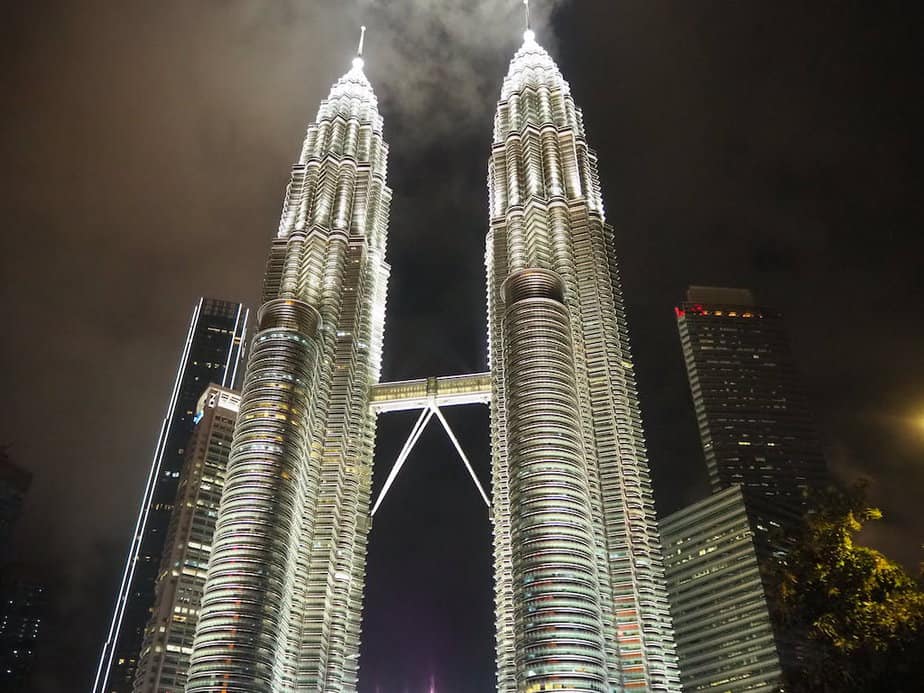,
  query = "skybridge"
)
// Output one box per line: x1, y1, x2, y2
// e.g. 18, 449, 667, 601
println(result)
369, 373, 492, 516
